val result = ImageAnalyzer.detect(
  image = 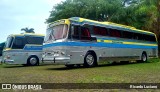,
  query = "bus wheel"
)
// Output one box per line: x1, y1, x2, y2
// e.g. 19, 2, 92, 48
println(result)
141, 53, 147, 62
65, 64, 74, 68
84, 52, 96, 67
27, 56, 39, 66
